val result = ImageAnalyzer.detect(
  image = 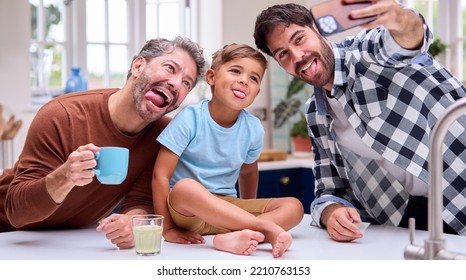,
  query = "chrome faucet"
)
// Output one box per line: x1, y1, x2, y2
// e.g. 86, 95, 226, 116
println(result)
404, 98, 466, 260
